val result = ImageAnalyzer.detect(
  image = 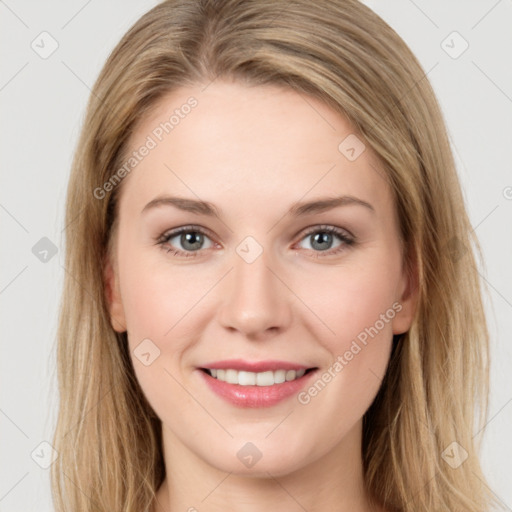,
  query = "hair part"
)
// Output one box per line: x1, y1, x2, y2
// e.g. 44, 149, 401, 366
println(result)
52, 1, 496, 510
